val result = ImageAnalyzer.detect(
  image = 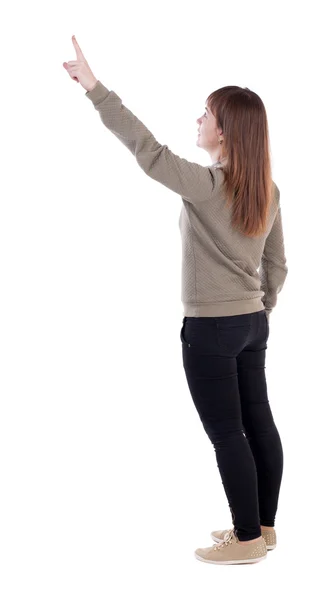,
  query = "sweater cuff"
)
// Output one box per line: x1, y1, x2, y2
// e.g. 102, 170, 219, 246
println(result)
85, 80, 110, 106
